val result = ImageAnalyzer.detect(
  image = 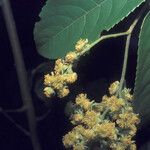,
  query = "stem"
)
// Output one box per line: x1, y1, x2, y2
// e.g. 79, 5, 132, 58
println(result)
81, 31, 129, 55
117, 33, 132, 97
101, 108, 109, 120
117, 3, 146, 96
90, 31, 129, 49
0, 107, 30, 136
5, 106, 26, 113
1, 1, 42, 150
